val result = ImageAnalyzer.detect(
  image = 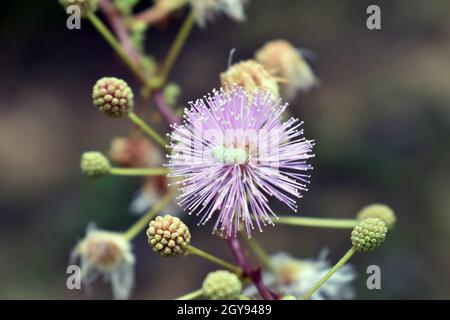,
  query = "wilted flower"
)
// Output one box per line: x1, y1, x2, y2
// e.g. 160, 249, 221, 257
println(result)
188, 0, 247, 27
167, 86, 314, 237
255, 39, 319, 100
243, 251, 356, 300
71, 225, 135, 299
220, 60, 279, 100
